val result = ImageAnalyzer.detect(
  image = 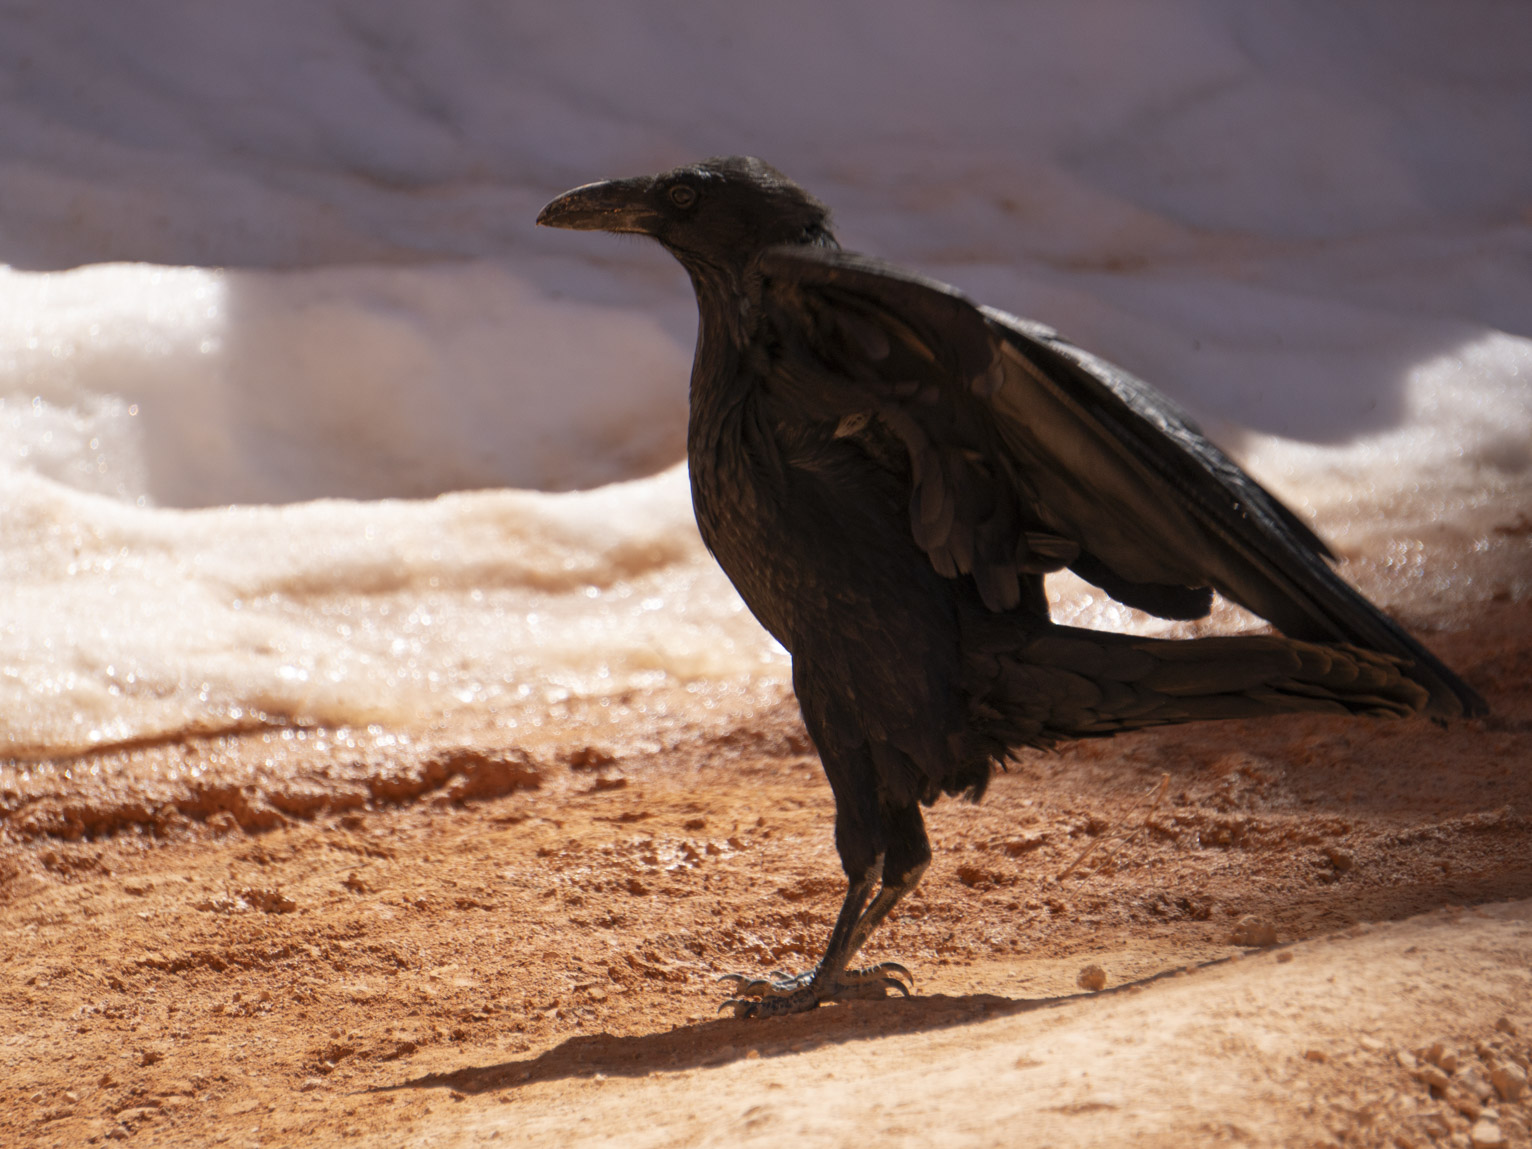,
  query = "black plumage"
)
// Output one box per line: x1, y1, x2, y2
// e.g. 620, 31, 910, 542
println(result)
538, 156, 1485, 1017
